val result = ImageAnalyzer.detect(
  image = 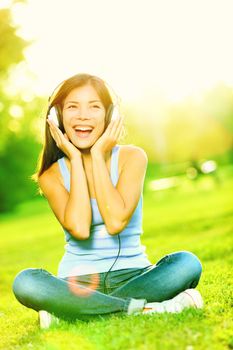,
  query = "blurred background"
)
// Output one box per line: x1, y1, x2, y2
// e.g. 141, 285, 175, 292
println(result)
1, 3, 232, 347
0, 0, 232, 213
